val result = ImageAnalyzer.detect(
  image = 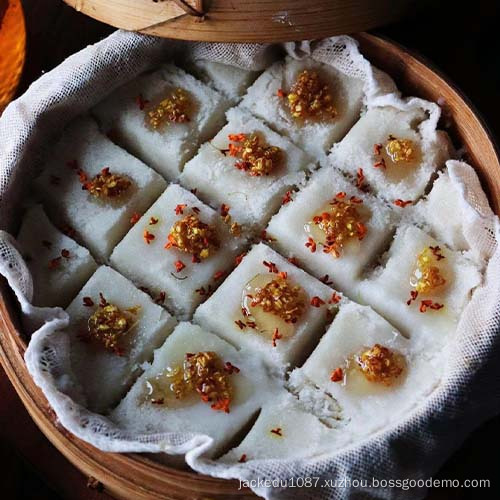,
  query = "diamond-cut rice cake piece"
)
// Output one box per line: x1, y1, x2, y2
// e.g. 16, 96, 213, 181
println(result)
290, 301, 442, 437
221, 391, 344, 462
93, 64, 229, 180
65, 266, 177, 413
358, 225, 482, 346
180, 107, 312, 230
266, 166, 395, 296
240, 56, 364, 158
111, 322, 271, 458
193, 243, 337, 367
413, 161, 487, 254
184, 60, 260, 104
110, 184, 247, 320
34, 116, 167, 261
329, 106, 452, 203
16, 204, 98, 308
